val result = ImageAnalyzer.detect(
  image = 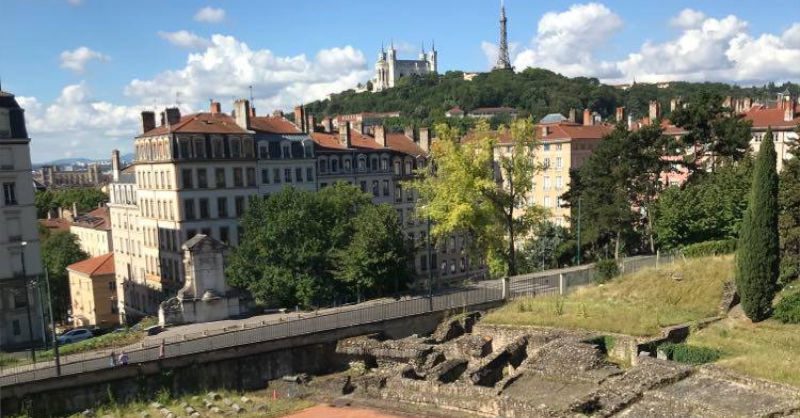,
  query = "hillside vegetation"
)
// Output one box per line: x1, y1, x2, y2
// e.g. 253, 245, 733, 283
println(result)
305, 69, 799, 128
484, 256, 733, 336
